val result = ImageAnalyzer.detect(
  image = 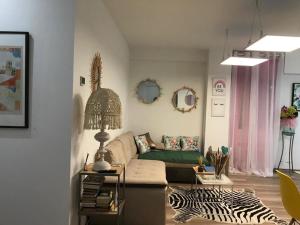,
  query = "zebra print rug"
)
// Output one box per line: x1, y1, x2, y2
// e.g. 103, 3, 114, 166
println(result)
168, 186, 287, 224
